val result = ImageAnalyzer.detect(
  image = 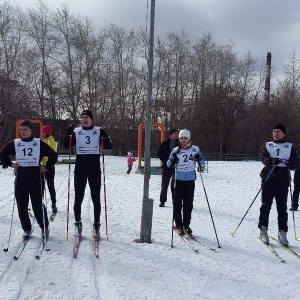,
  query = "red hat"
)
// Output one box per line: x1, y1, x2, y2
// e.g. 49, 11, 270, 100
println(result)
42, 125, 52, 136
